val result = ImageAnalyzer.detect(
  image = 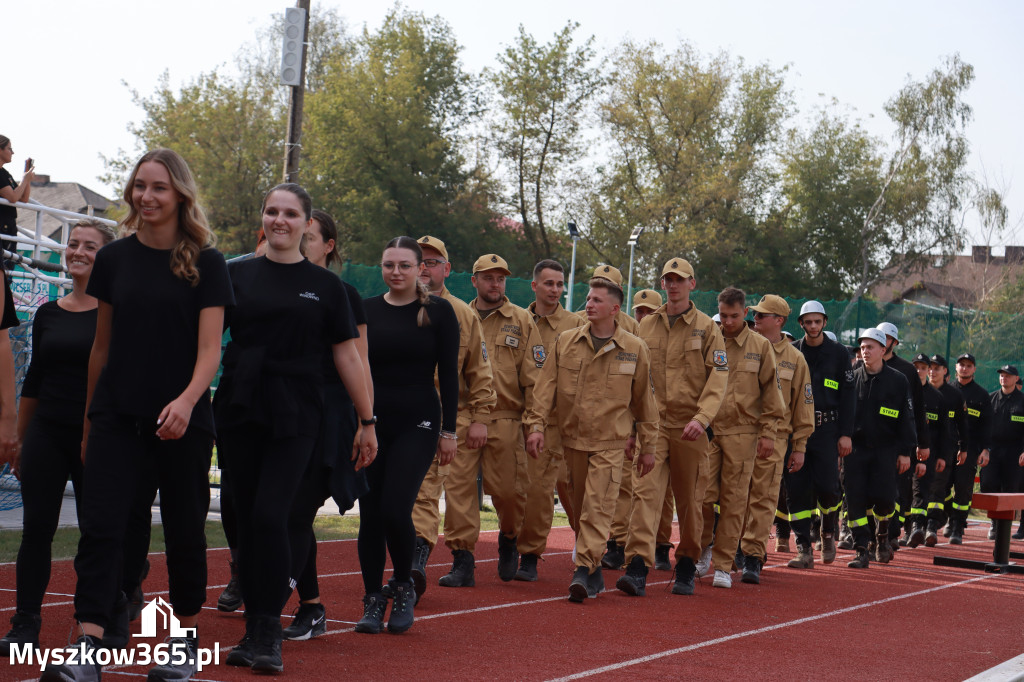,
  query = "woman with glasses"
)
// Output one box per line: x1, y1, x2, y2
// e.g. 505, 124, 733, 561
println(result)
355, 236, 458, 635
